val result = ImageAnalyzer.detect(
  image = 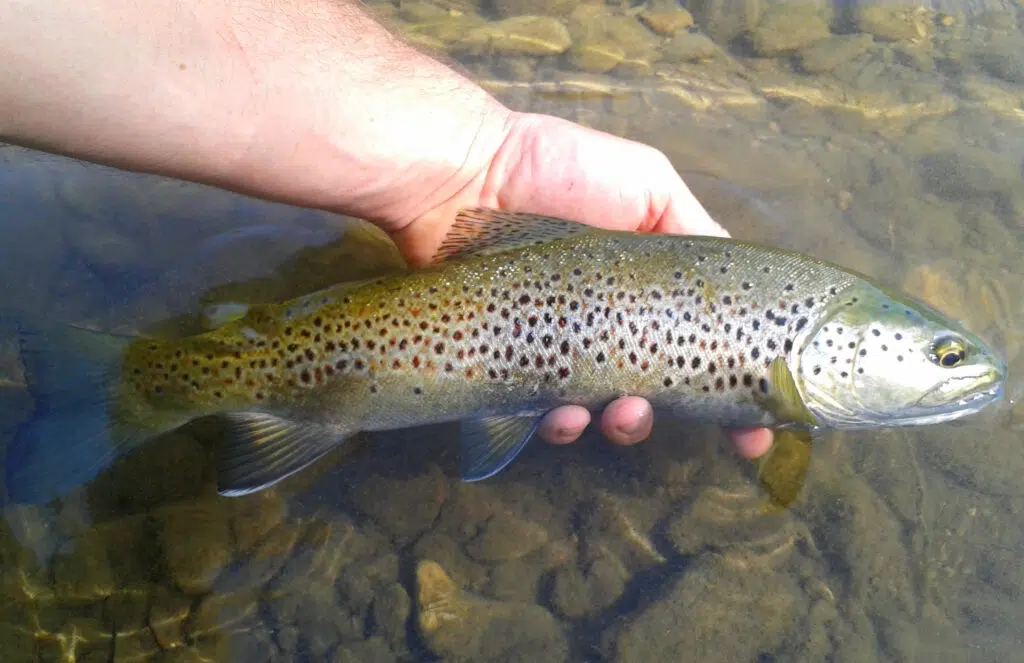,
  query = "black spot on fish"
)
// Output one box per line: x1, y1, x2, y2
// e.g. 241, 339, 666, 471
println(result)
691, 356, 701, 369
